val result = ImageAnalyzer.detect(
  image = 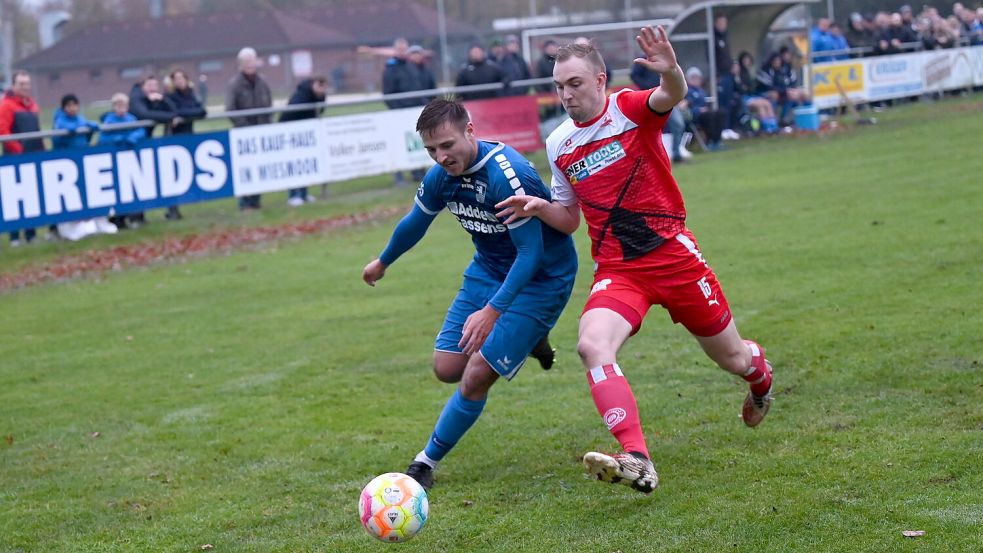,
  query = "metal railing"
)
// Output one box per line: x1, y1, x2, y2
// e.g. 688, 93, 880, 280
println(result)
0, 76, 570, 145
